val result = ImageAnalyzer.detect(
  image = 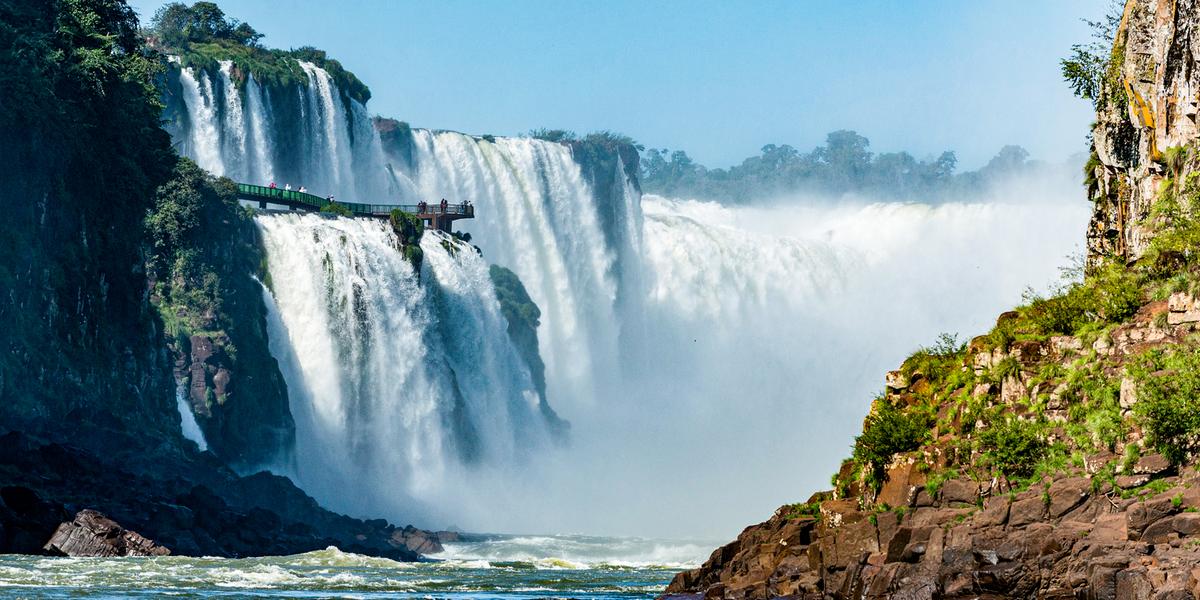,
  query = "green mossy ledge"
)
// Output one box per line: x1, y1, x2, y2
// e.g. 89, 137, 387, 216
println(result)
164, 40, 370, 106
